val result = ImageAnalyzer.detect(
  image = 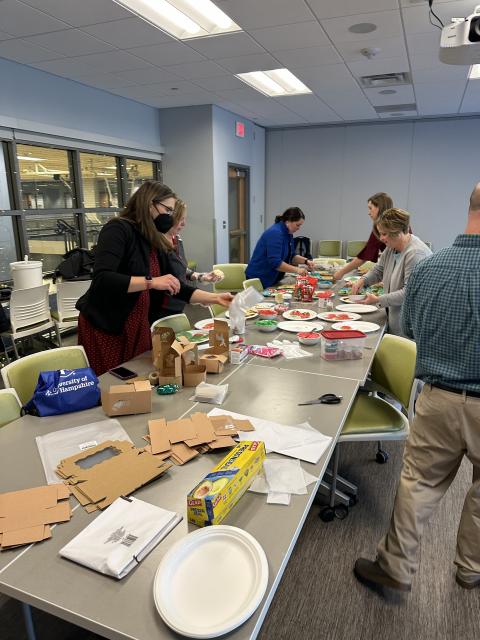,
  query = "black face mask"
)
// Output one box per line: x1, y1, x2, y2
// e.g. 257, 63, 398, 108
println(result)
154, 214, 174, 233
